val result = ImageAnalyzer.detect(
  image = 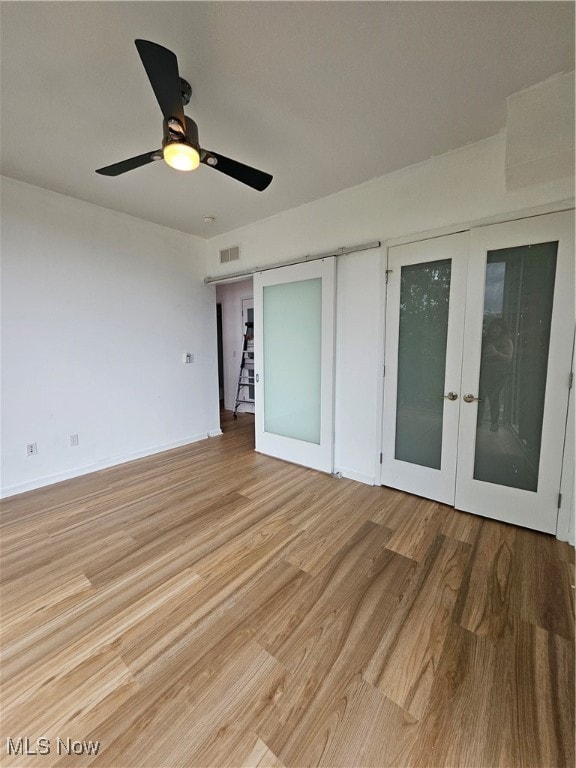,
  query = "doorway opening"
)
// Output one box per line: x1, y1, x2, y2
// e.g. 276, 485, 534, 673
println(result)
215, 278, 255, 437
